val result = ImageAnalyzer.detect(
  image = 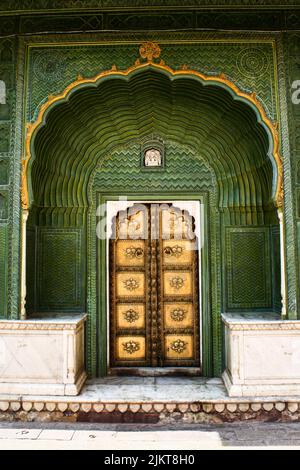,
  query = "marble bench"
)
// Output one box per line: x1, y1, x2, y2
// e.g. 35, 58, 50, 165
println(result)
0, 314, 87, 396
222, 313, 300, 397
